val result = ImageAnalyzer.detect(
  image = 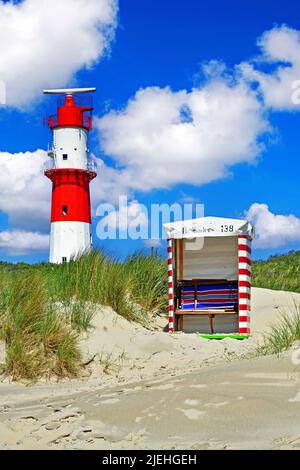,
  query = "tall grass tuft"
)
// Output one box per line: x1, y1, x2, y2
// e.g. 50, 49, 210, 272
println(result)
123, 253, 168, 315
257, 304, 300, 356
45, 251, 133, 320
67, 301, 96, 333
43, 250, 168, 323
